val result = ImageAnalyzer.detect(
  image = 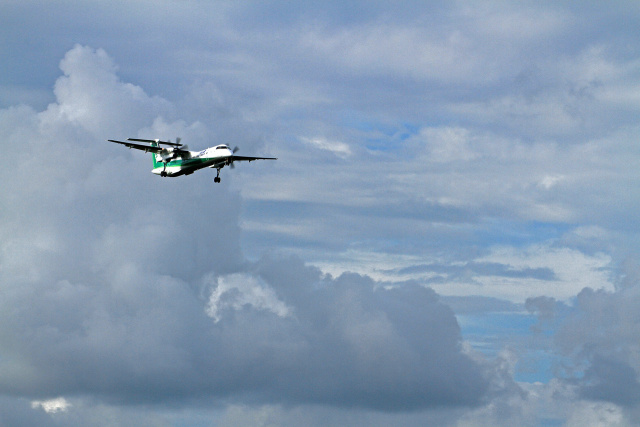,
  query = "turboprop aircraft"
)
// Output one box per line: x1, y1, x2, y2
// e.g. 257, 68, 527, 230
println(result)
108, 138, 277, 182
